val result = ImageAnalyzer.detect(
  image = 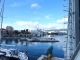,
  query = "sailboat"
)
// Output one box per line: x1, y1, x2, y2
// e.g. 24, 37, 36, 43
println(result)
0, 0, 28, 60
